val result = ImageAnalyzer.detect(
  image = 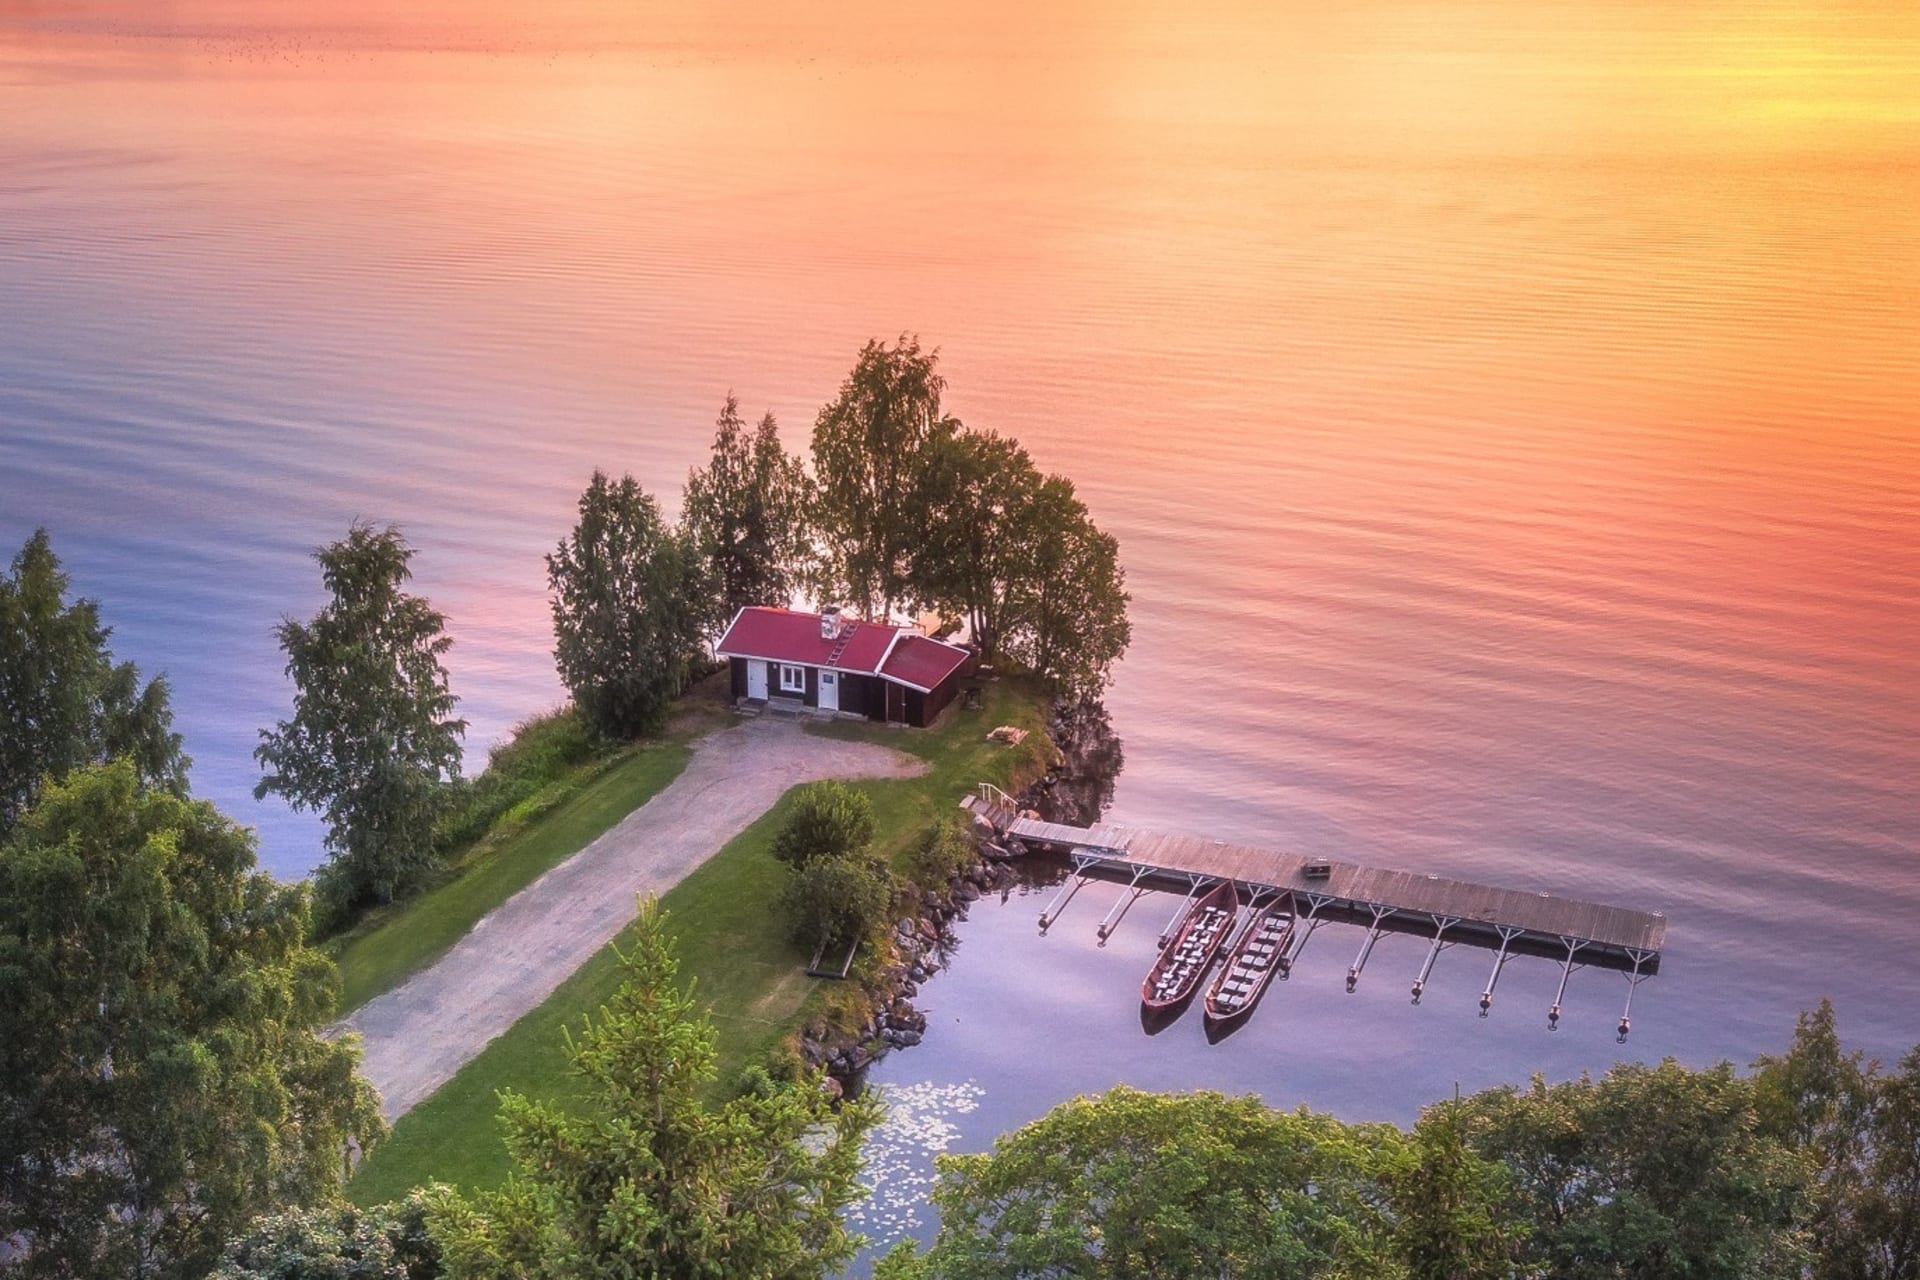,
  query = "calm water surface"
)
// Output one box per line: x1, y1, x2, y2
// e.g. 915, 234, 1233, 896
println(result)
3, 0, 1918, 1250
